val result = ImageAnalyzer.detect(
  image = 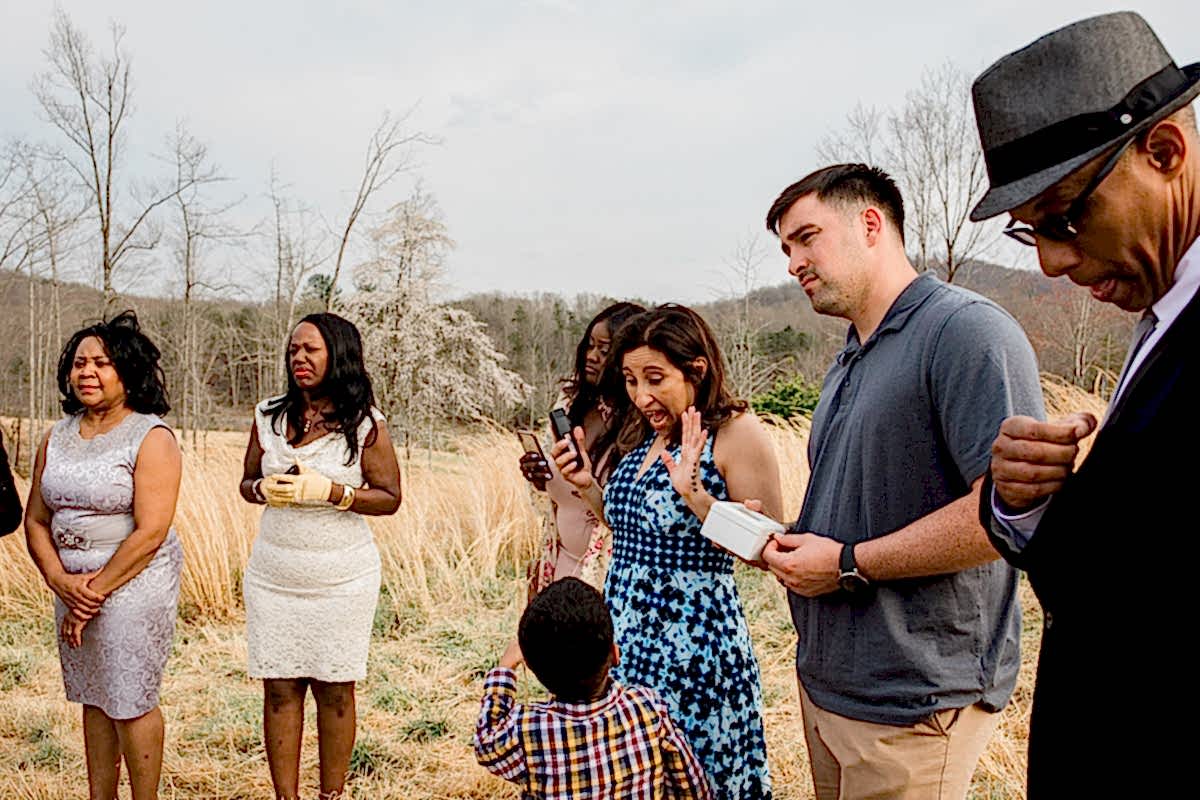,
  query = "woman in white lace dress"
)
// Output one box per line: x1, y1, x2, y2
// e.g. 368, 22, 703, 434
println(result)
25, 312, 182, 800
239, 313, 402, 800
